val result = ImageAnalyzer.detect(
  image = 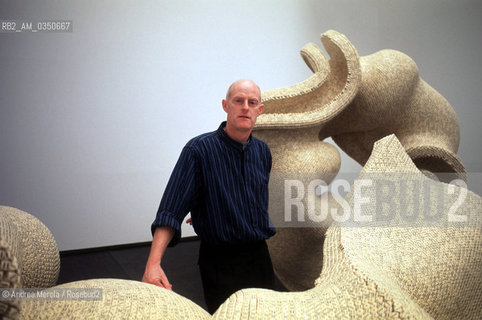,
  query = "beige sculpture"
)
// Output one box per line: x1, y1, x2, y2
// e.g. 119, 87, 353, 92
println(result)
256, 29, 465, 182
0, 207, 60, 289
253, 30, 360, 290
319, 49, 466, 183
213, 135, 481, 320
253, 29, 466, 290
255, 29, 465, 184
